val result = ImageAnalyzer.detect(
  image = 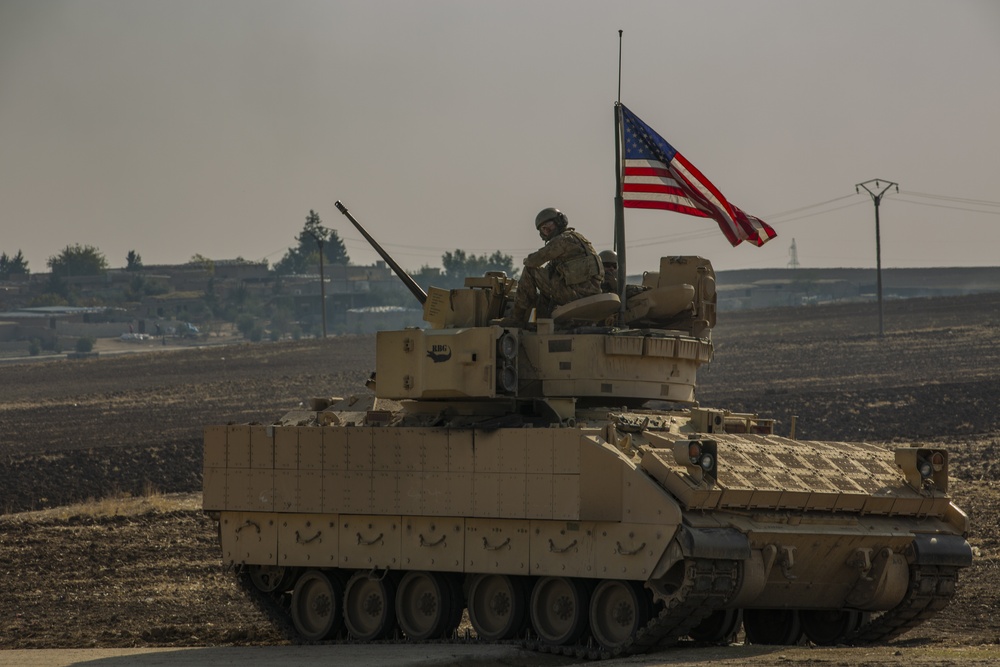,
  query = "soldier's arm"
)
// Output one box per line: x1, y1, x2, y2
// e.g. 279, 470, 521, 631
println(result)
523, 234, 569, 268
